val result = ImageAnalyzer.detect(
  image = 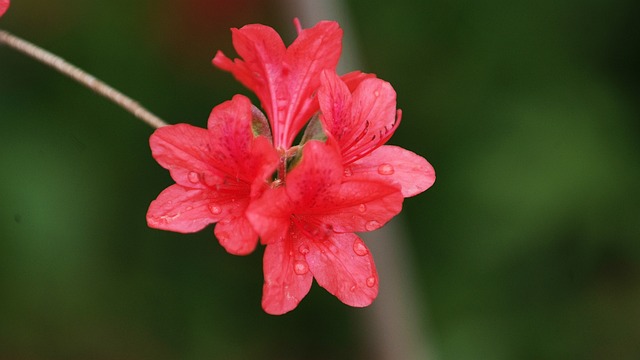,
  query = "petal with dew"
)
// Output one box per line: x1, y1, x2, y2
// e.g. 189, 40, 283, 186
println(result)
214, 20, 342, 149
319, 72, 401, 164
212, 25, 285, 125
278, 20, 343, 147
306, 232, 378, 307
214, 213, 259, 255
207, 95, 278, 184
150, 124, 223, 189
262, 234, 313, 315
147, 184, 225, 233
349, 145, 436, 198
306, 179, 404, 233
